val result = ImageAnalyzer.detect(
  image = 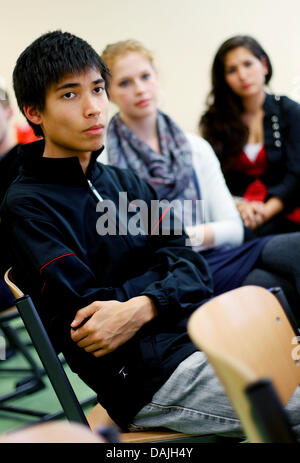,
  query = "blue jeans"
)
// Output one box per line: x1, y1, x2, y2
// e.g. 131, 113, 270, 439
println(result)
130, 351, 300, 438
